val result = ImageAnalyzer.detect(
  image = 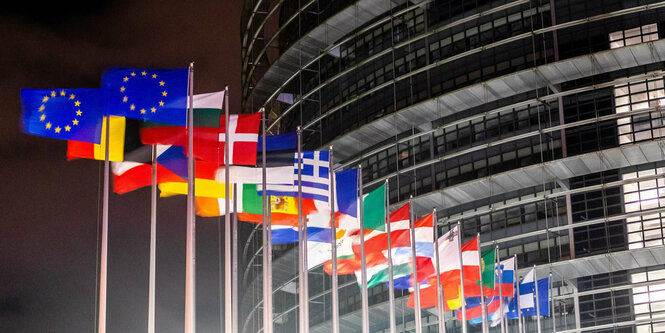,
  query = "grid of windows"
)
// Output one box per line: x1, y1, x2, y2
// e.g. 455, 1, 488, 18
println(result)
633, 268, 665, 332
